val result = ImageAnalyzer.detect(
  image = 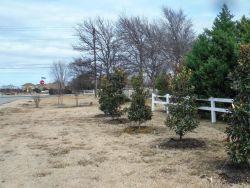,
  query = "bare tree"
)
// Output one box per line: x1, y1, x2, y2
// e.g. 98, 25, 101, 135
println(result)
32, 94, 41, 108
117, 16, 148, 74
162, 7, 195, 73
74, 17, 122, 81
69, 58, 94, 79
117, 16, 170, 88
143, 21, 167, 88
51, 62, 68, 105
72, 9, 194, 90
74, 92, 79, 107
68, 58, 95, 90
